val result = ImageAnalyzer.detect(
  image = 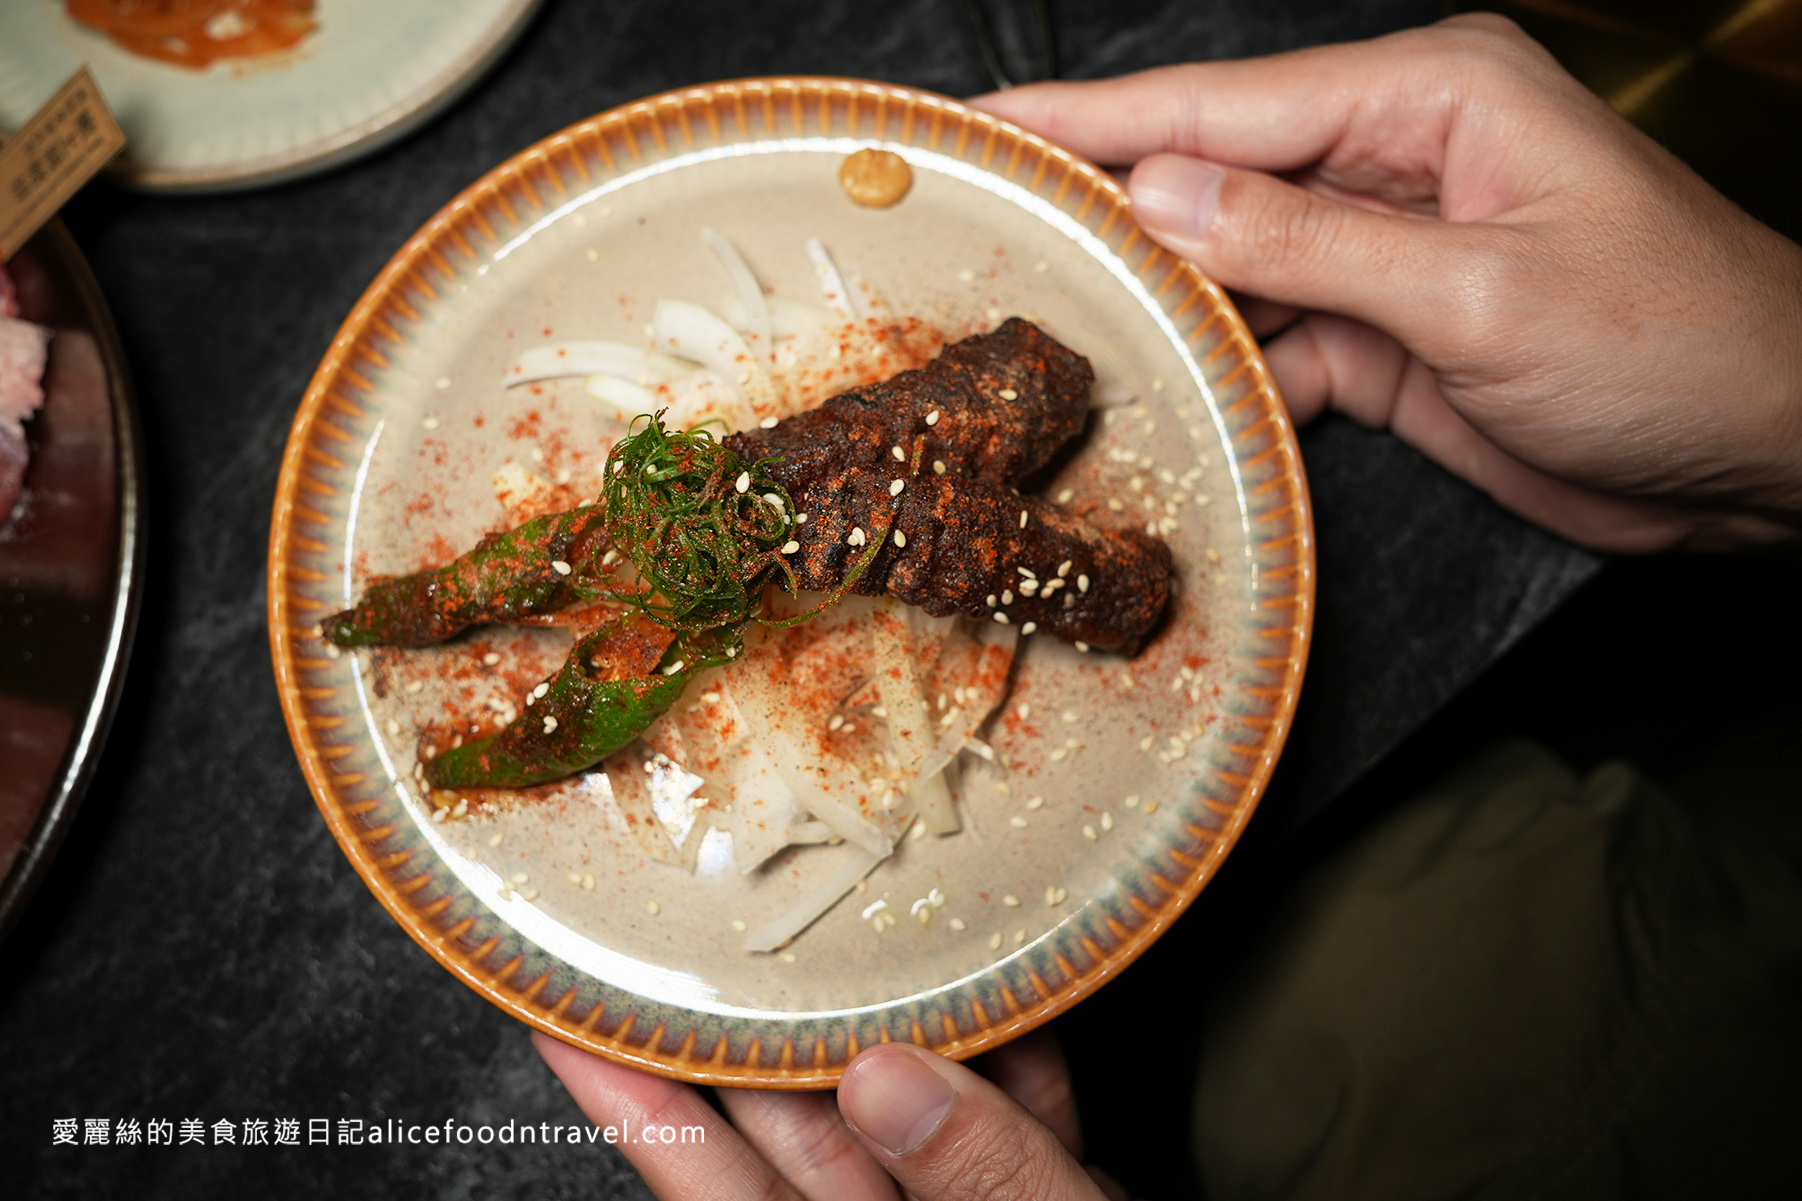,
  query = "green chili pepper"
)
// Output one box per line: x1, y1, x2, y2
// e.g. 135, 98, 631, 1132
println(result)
322, 506, 610, 647
424, 624, 735, 789
326, 416, 922, 790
